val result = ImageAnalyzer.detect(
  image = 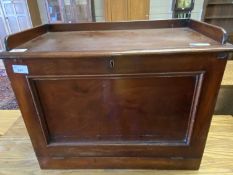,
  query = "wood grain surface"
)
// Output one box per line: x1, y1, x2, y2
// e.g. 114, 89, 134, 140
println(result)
222, 61, 233, 85
14, 28, 221, 52
0, 110, 20, 136
2, 19, 233, 58
0, 115, 232, 174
